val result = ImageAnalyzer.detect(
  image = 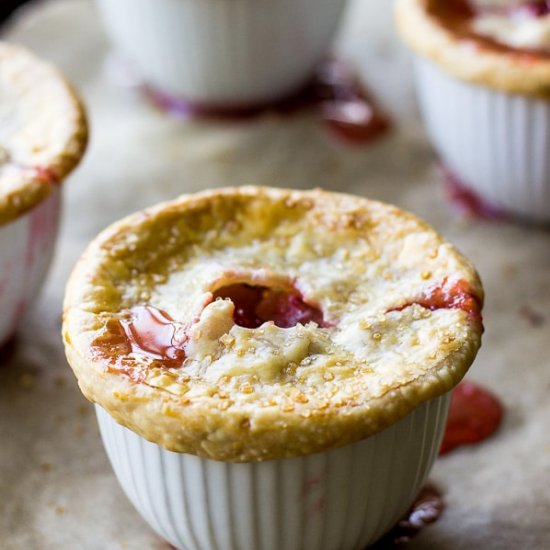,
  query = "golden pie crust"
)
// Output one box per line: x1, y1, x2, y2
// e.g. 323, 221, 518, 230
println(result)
63, 187, 483, 462
396, 0, 550, 97
0, 42, 88, 226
